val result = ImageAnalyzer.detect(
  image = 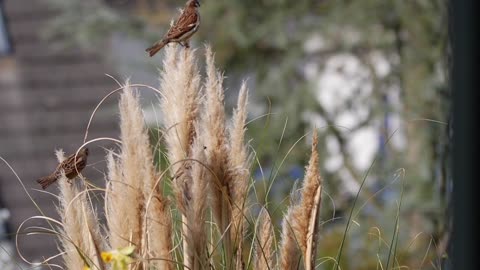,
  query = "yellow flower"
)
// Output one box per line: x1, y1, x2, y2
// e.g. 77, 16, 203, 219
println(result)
101, 251, 114, 263
100, 246, 135, 270
83, 267, 91, 270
